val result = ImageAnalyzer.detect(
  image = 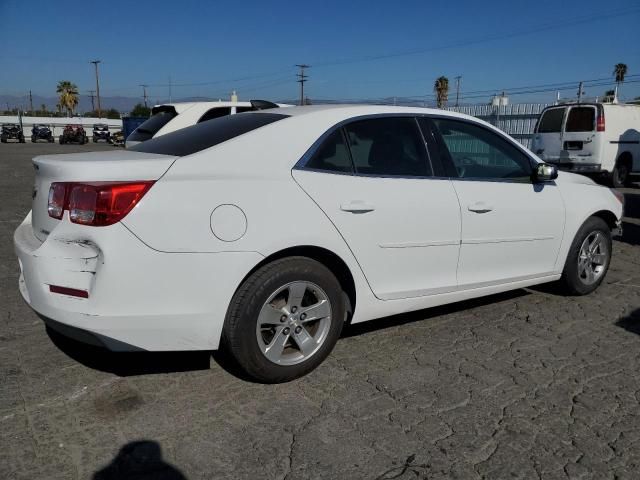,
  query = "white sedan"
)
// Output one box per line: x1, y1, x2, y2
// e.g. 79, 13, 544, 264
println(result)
14, 105, 624, 382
